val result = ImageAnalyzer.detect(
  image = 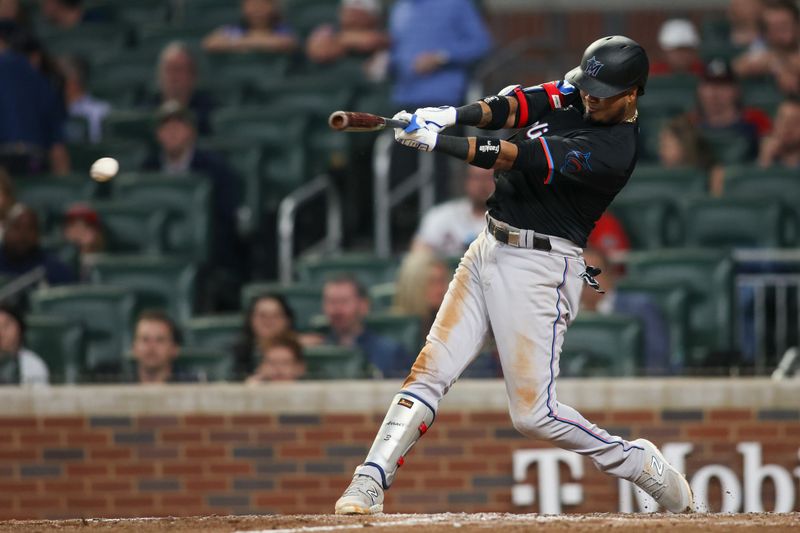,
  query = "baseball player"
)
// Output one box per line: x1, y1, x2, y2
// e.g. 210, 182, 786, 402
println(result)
335, 36, 694, 515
